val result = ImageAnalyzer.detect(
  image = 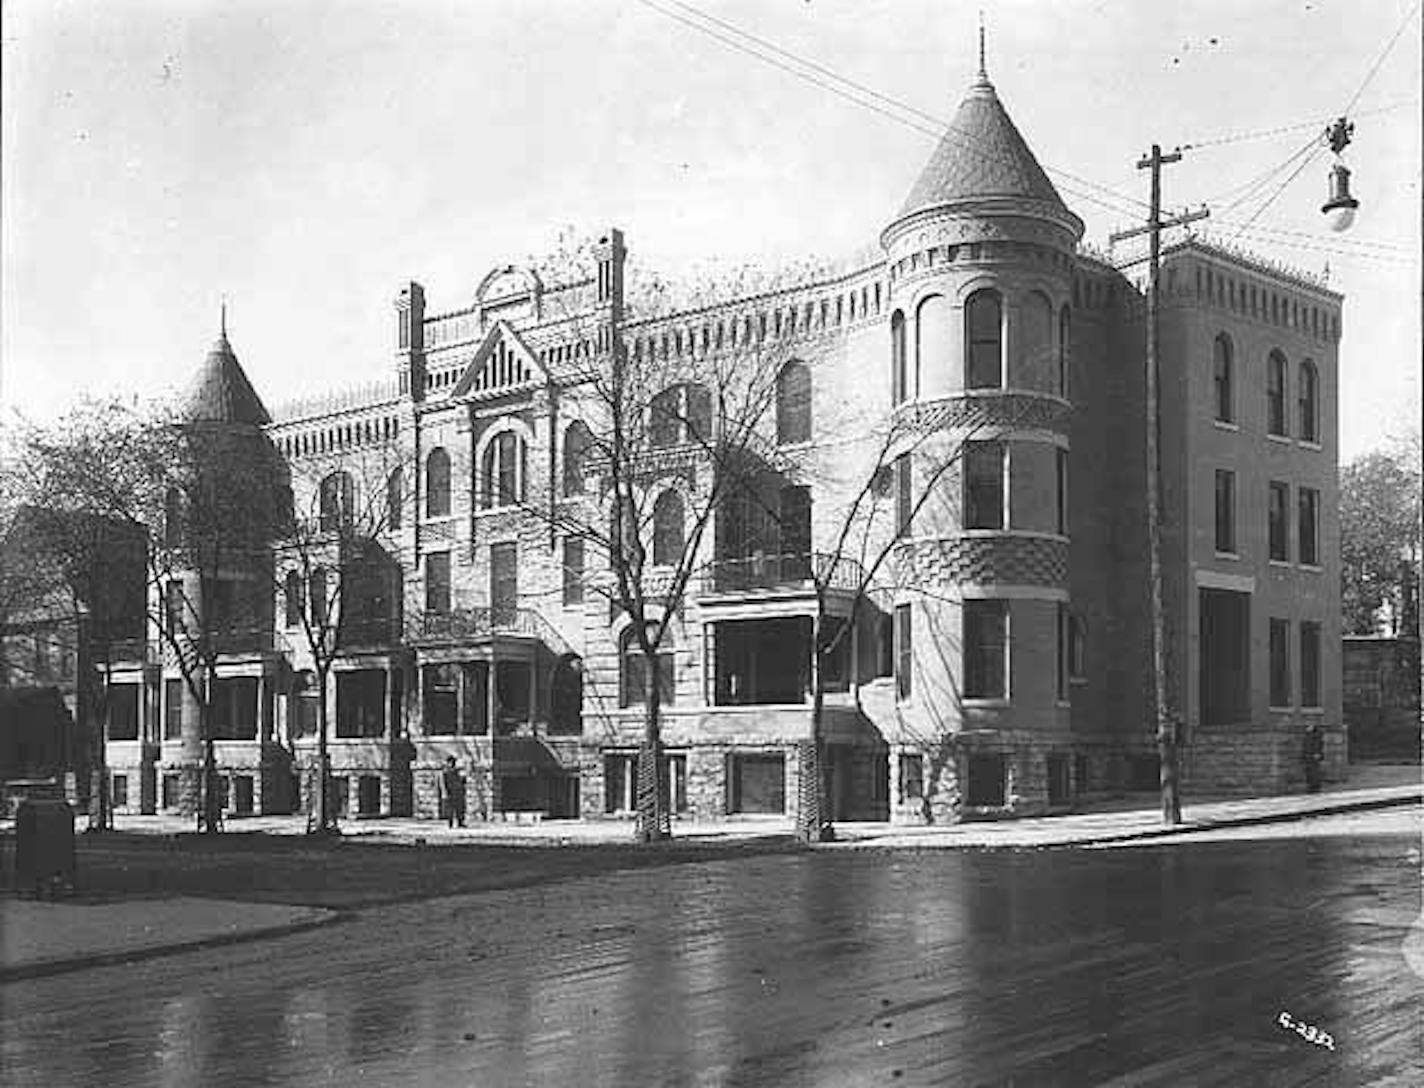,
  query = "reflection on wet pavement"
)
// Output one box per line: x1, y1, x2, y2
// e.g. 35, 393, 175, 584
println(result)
3, 836, 1420, 1086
